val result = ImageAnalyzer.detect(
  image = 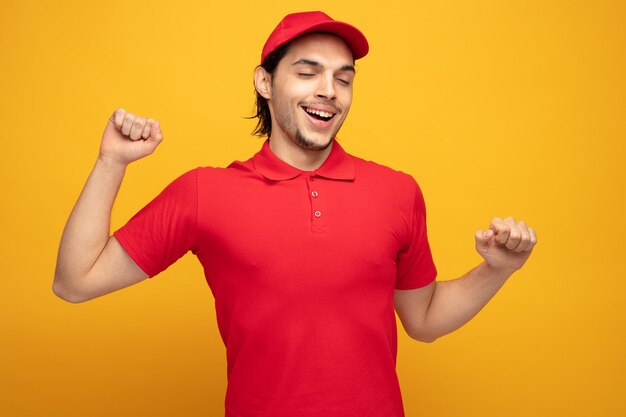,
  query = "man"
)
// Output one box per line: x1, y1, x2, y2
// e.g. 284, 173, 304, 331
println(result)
53, 11, 537, 417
